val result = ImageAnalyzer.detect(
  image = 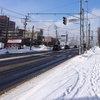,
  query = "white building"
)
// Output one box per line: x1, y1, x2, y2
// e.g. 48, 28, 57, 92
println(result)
58, 34, 68, 46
